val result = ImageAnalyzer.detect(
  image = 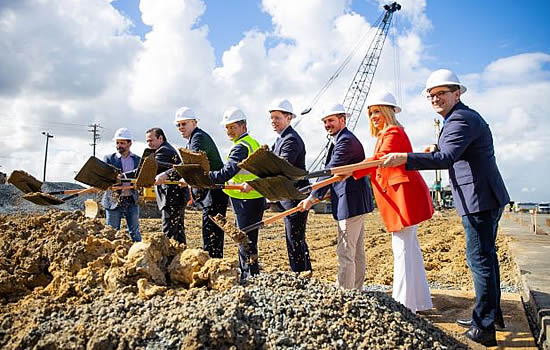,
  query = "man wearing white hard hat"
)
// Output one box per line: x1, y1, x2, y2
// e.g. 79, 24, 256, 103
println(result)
173, 106, 229, 258
299, 103, 374, 290
208, 107, 266, 282
101, 128, 142, 242
269, 99, 312, 274
350, 90, 434, 313
381, 69, 509, 347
